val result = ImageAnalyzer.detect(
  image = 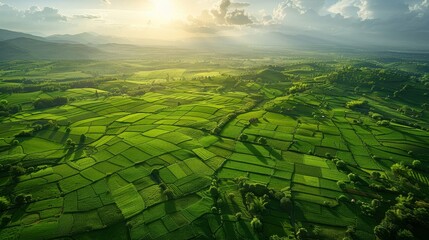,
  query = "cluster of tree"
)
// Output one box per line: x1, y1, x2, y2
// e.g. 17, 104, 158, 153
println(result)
326, 66, 412, 87
392, 84, 411, 98
212, 99, 258, 134
346, 100, 369, 111
40, 84, 69, 92
33, 97, 68, 109
0, 100, 22, 117
0, 78, 109, 95
397, 105, 422, 118
15, 120, 58, 138
288, 83, 310, 94
374, 193, 428, 240
238, 133, 268, 145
